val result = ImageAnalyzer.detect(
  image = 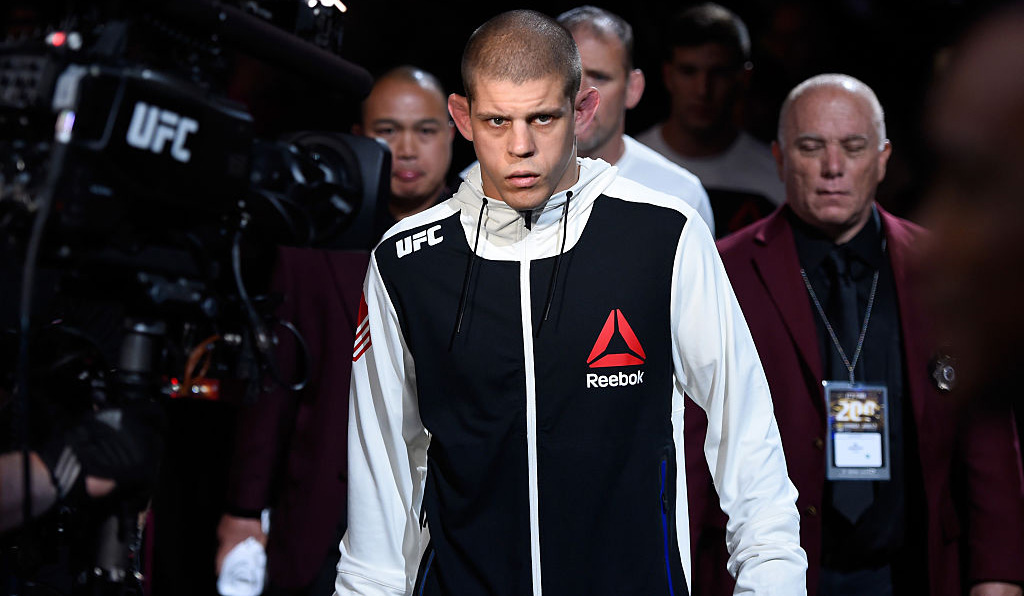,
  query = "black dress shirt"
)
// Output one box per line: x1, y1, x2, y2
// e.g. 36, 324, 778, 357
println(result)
789, 207, 925, 579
